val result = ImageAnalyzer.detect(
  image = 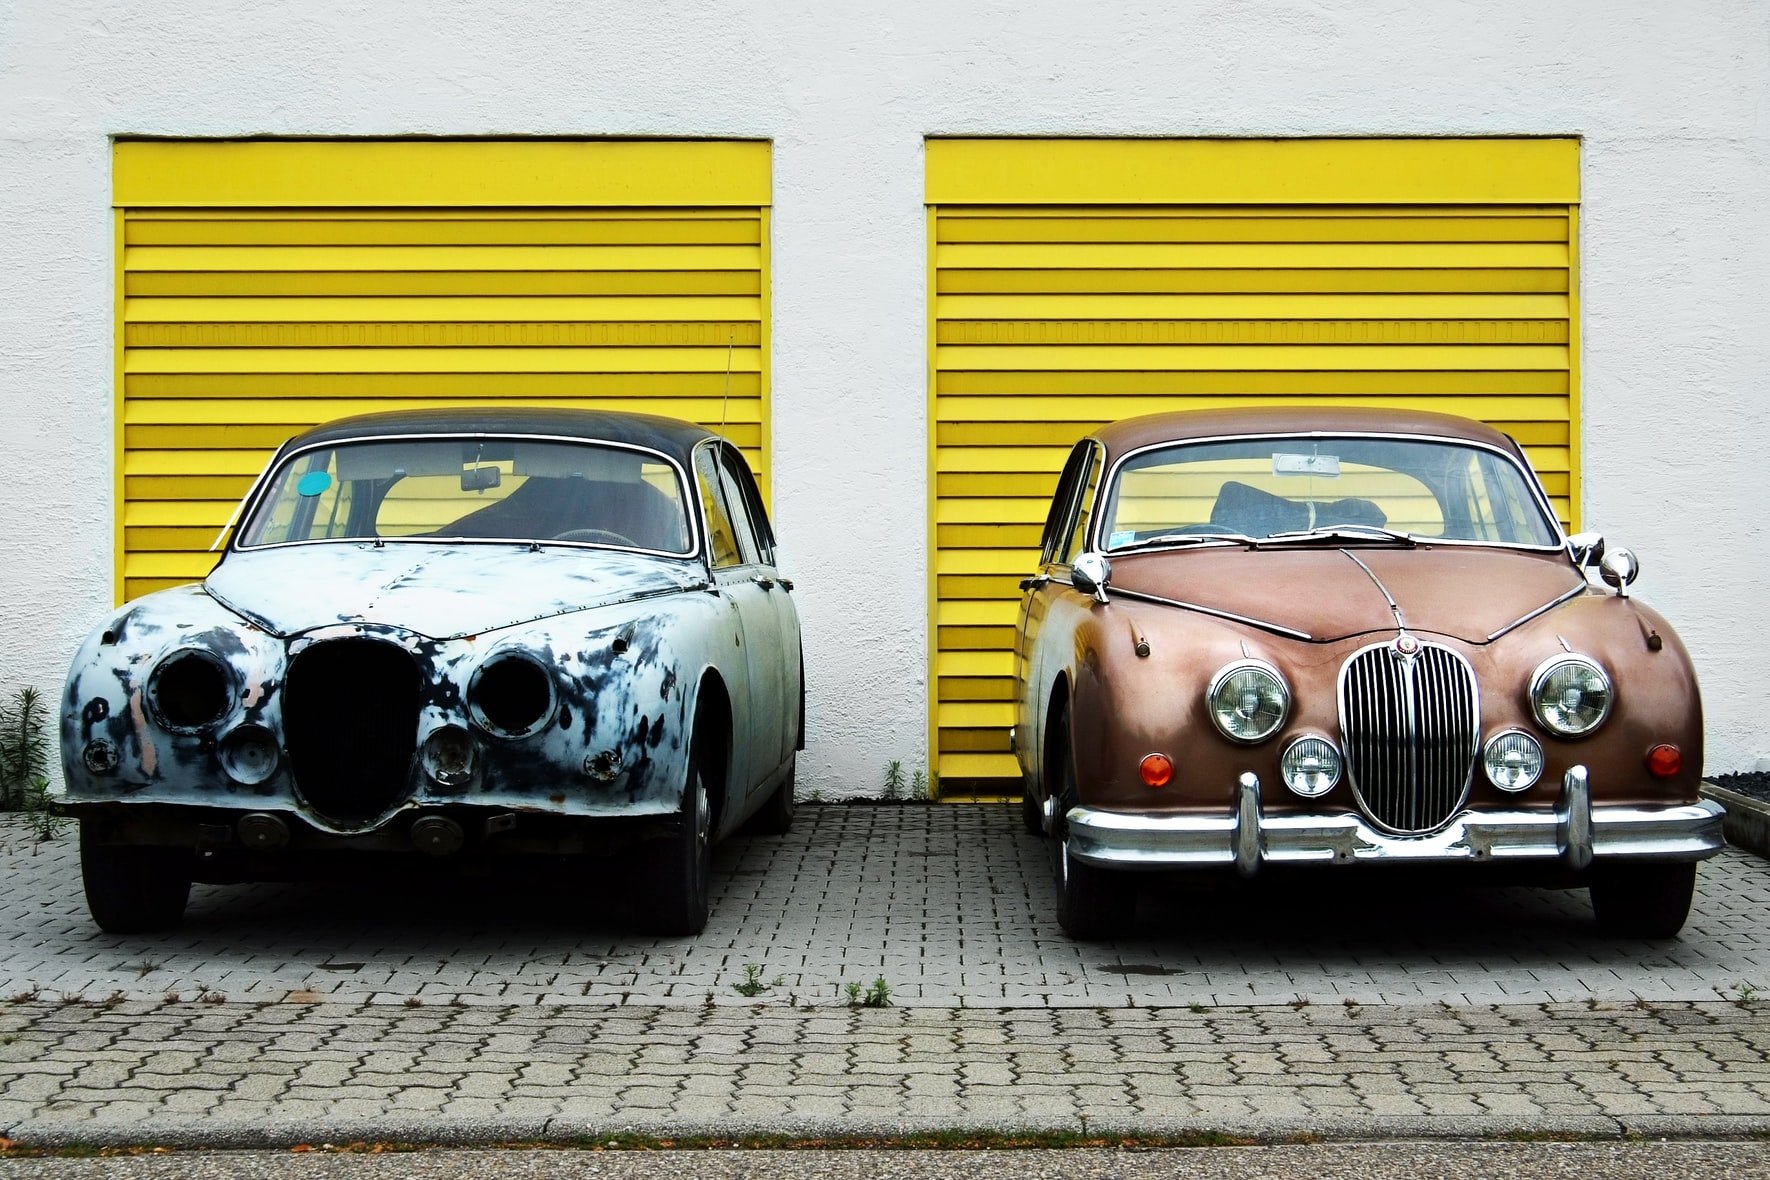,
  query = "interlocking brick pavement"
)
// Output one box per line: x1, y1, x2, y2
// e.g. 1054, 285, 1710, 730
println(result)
0, 806, 1764, 1008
